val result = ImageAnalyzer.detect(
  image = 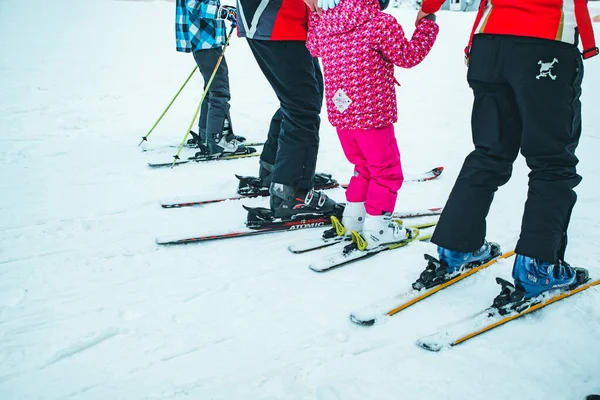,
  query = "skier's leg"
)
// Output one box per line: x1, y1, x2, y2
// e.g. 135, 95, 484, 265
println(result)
246, 39, 322, 191
431, 35, 521, 254
337, 127, 369, 203
497, 36, 586, 299
349, 125, 405, 249
508, 36, 583, 264
191, 51, 209, 145
258, 109, 283, 186
193, 47, 239, 154
352, 125, 403, 216
337, 127, 369, 234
